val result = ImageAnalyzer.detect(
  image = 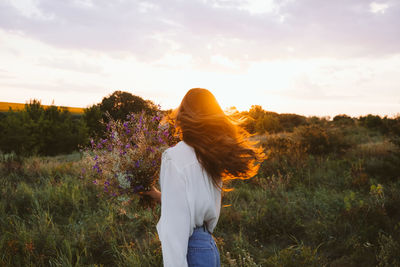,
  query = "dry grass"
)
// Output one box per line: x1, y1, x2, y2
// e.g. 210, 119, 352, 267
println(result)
354, 140, 398, 158
0, 102, 84, 114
